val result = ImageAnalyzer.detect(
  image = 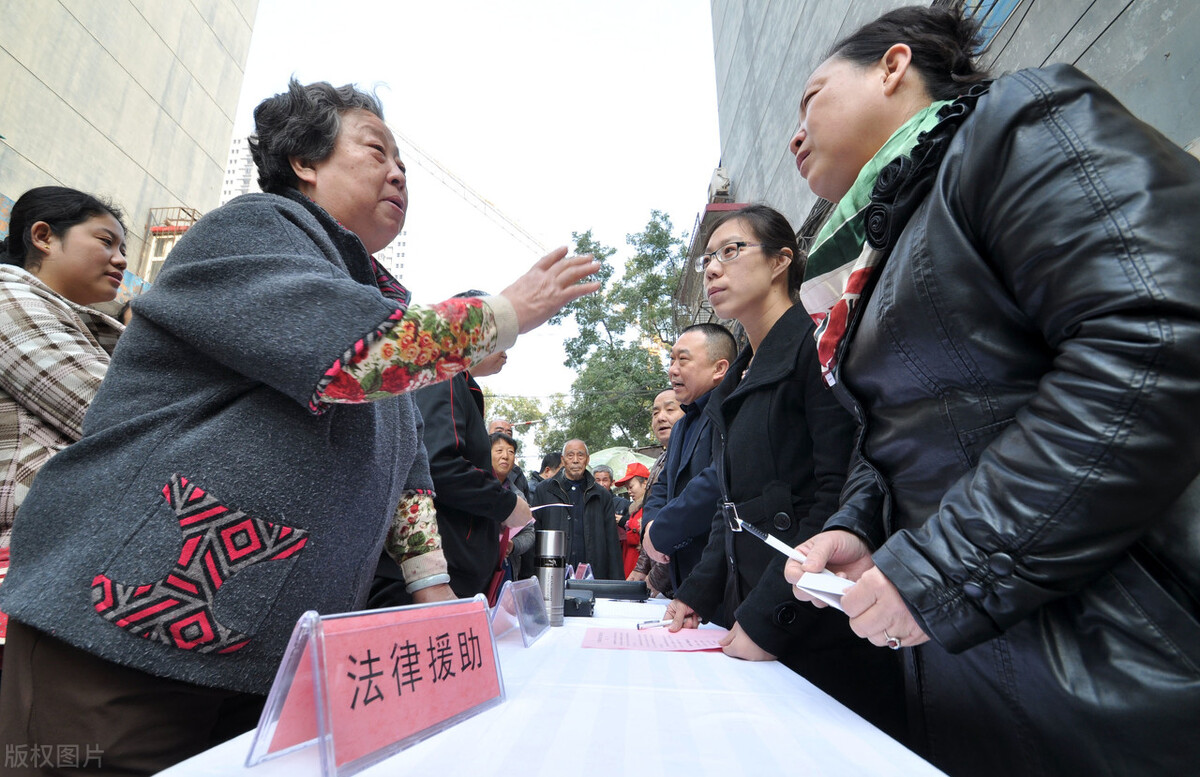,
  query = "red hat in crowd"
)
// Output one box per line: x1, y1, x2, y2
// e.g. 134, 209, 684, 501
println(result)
614, 462, 651, 486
